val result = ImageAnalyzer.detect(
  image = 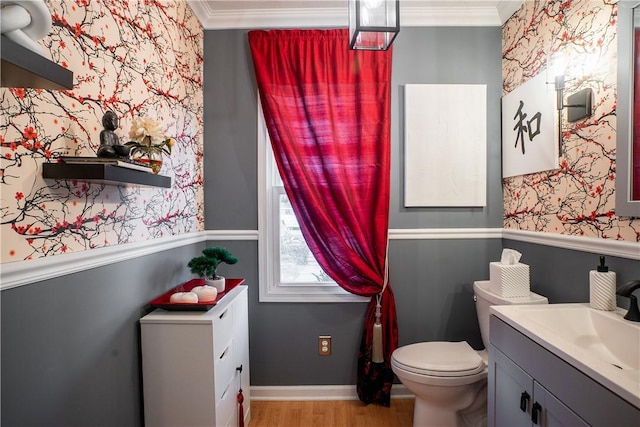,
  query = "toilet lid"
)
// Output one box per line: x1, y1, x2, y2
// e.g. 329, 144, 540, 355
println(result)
392, 342, 485, 377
